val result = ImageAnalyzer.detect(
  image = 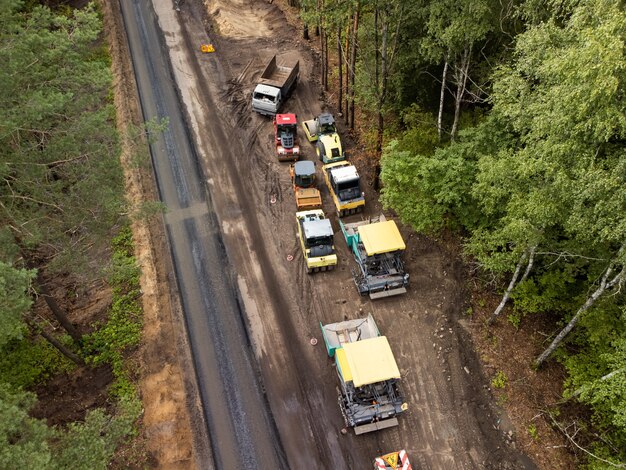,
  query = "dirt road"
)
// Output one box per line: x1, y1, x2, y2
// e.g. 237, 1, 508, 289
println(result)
115, 0, 540, 467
